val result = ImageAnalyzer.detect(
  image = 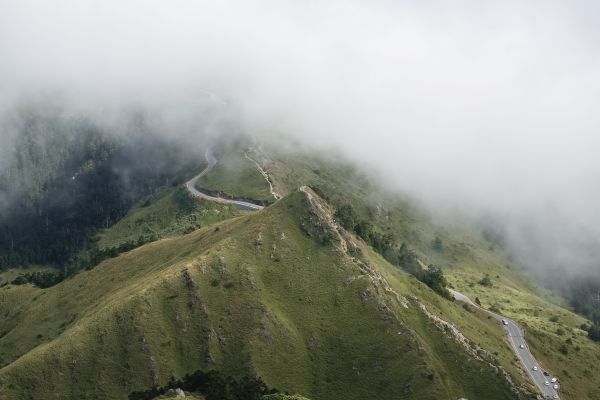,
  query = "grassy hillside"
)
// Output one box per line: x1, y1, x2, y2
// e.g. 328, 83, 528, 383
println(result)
195, 151, 273, 203
233, 142, 600, 399
0, 189, 527, 400
2, 141, 597, 399
95, 186, 238, 250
